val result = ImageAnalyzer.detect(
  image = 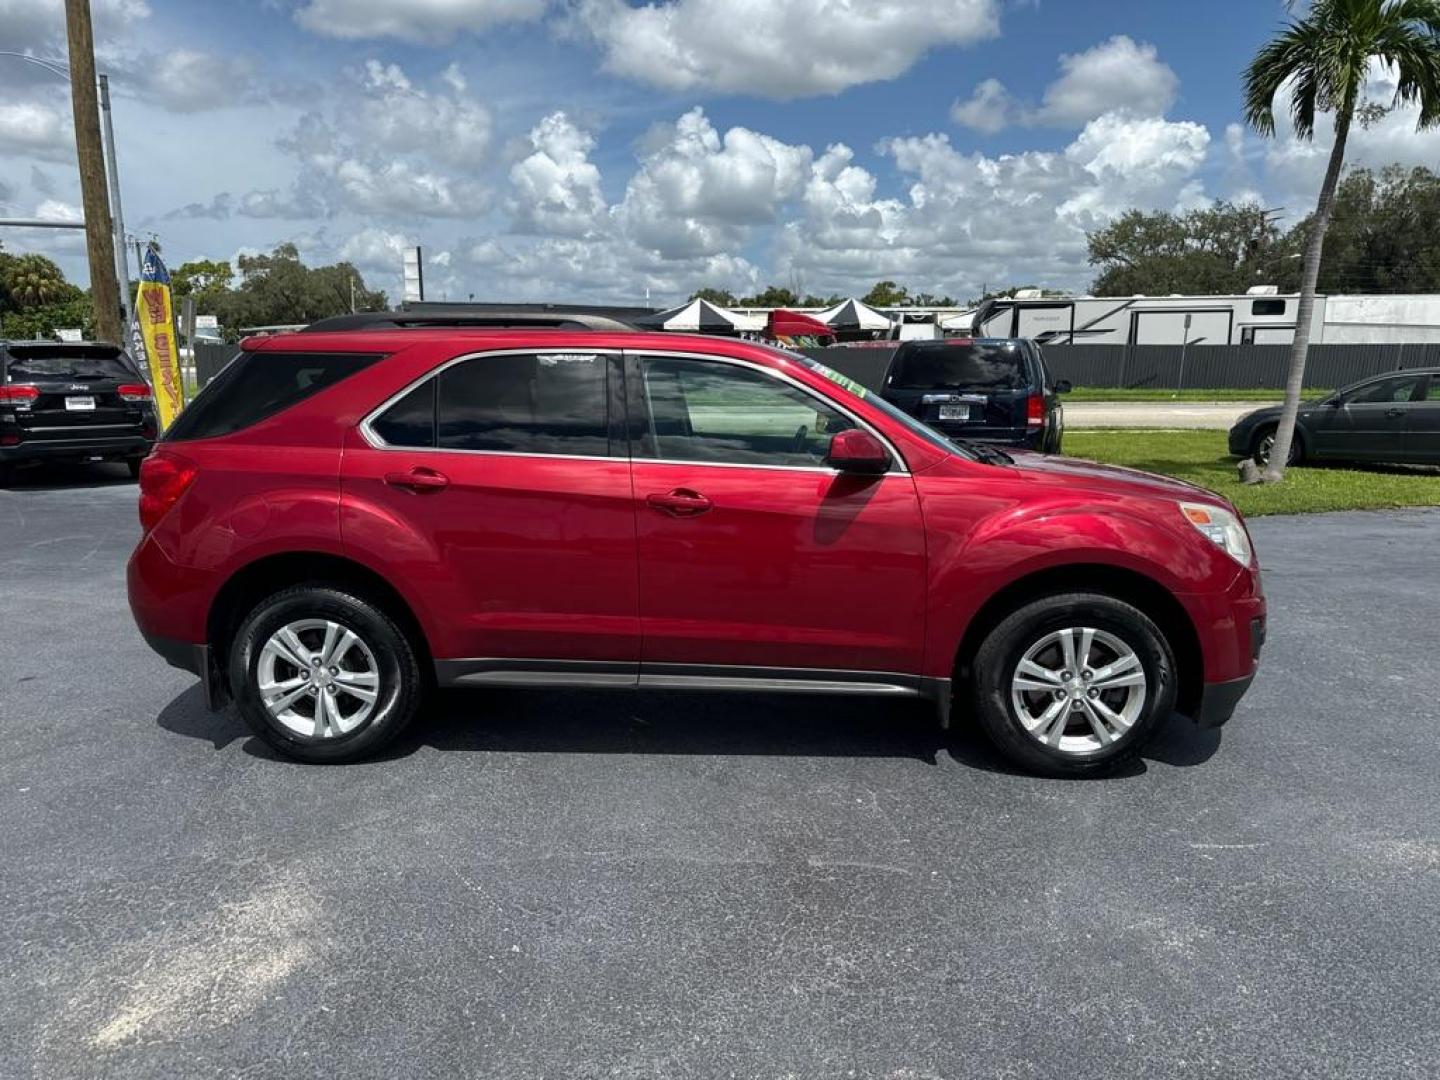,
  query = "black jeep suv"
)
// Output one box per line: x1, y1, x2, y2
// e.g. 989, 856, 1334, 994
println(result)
0, 340, 157, 483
